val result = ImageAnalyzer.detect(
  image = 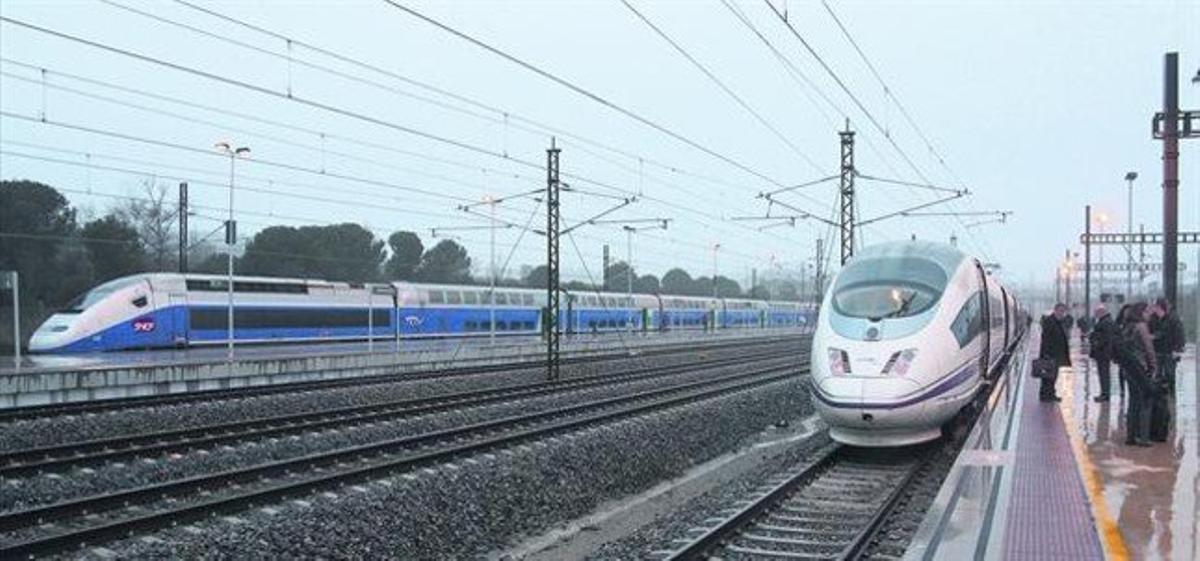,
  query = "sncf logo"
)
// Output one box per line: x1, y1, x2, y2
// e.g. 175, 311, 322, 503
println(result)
132, 317, 156, 332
